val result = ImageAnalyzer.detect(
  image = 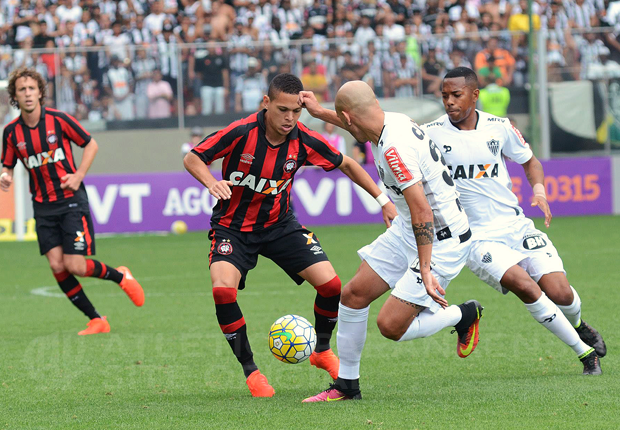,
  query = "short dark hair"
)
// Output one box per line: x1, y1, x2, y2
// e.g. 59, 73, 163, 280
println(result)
443, 67, 479, 89
267, 73, 304, 100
